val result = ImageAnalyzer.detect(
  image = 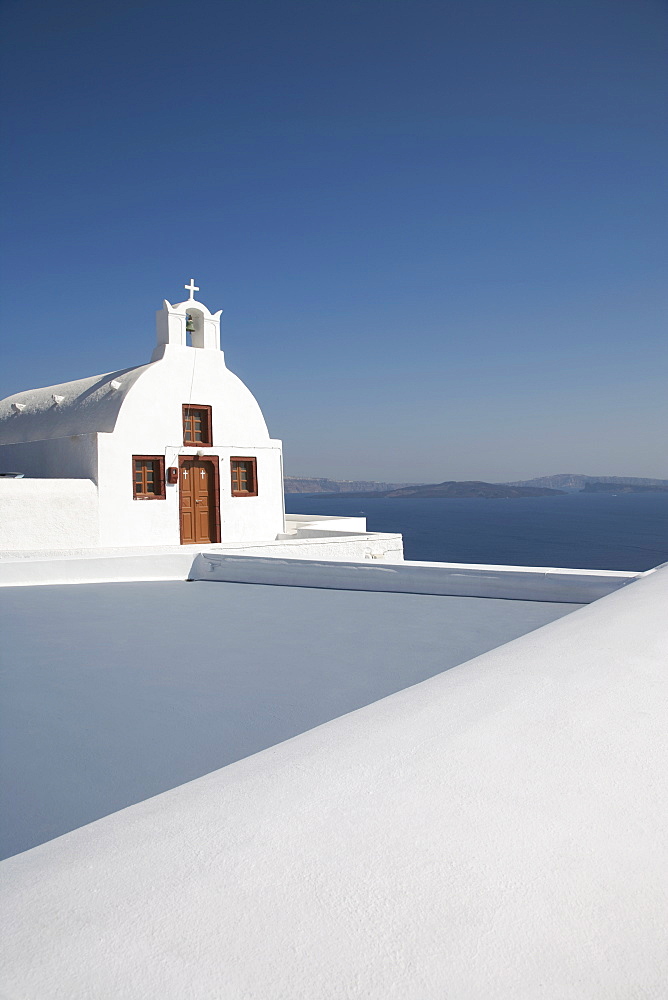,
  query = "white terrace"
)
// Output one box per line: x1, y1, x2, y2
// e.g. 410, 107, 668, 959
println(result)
2, 551, 667, 998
